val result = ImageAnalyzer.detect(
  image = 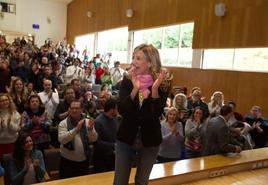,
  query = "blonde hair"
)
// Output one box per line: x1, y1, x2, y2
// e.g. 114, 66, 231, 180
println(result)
165, 107, 178, 121
210, 91, 224, 107
133, 44, 173, 92
0, 93, 17, 114
9, 78, 28, 102
133, 44, 161, 79
173, 93, 187, 109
